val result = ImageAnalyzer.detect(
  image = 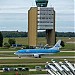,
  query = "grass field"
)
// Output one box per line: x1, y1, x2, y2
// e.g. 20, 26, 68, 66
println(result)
0, 58, 74, 64
0, 71, 47, 75
1, 37, 75, 51
3, 37, 75, 45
